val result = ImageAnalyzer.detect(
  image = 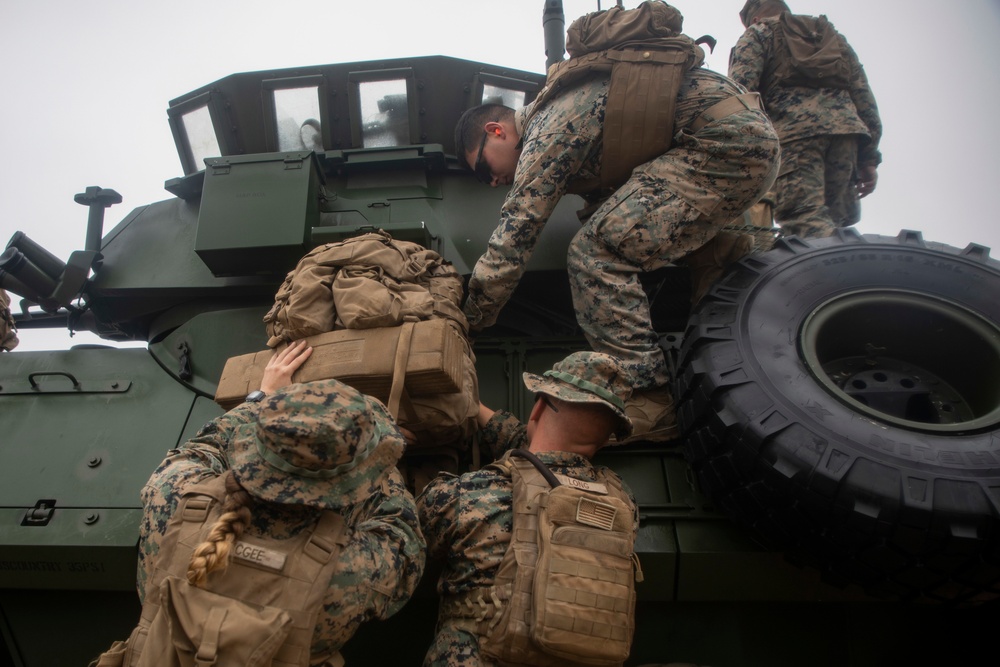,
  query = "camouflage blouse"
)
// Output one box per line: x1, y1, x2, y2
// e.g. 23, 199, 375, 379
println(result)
137, 402, 426, 658
728, 16, 882, 166
462, 67, 745, 331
